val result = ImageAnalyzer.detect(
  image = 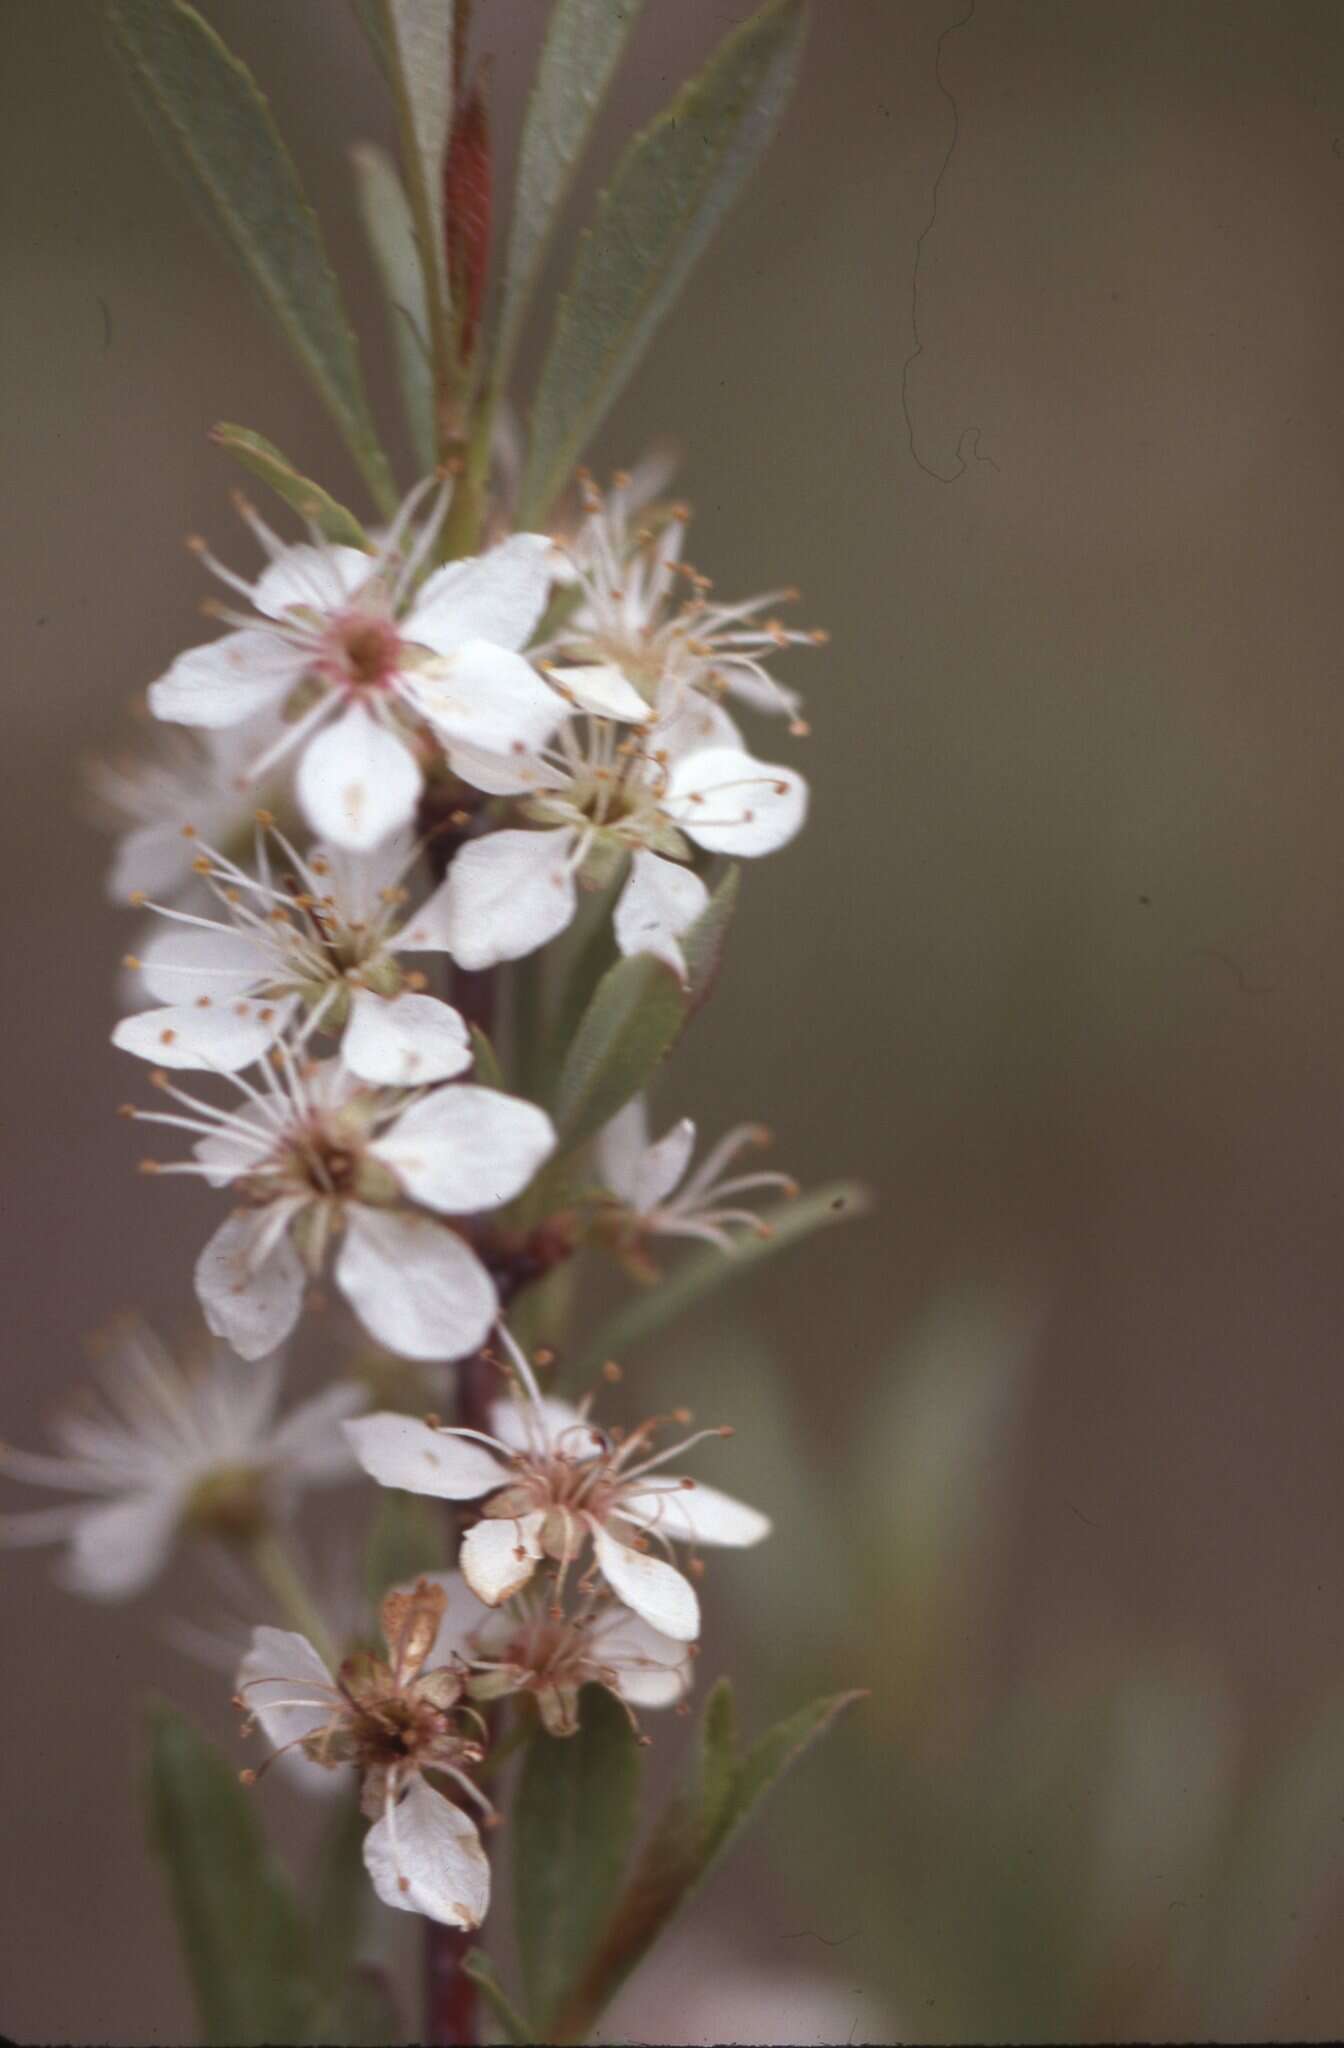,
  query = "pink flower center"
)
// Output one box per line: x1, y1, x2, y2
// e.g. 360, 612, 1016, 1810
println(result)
321, 611, 402, 695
